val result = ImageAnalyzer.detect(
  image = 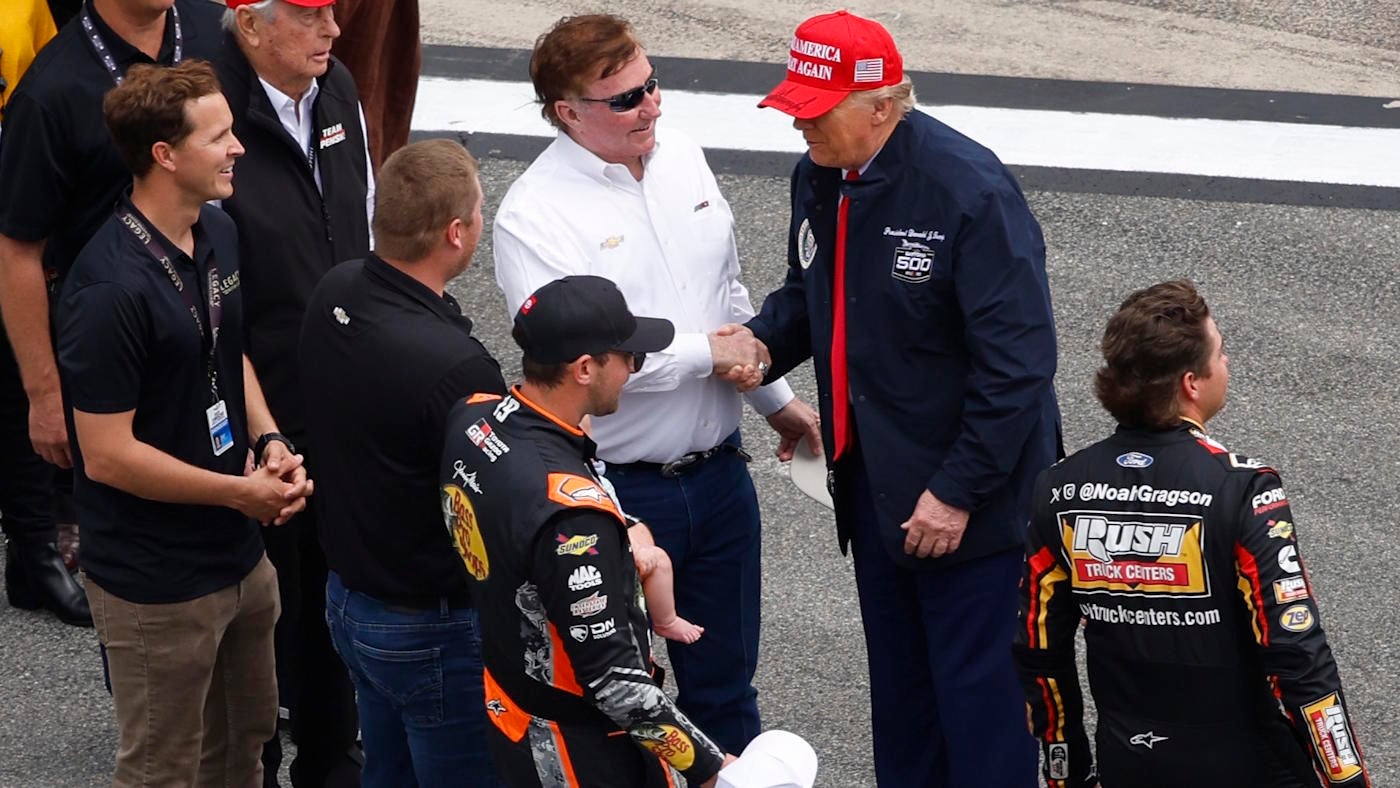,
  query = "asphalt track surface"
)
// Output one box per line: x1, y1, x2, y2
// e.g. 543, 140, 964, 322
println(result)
3, 5, 1400, 788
